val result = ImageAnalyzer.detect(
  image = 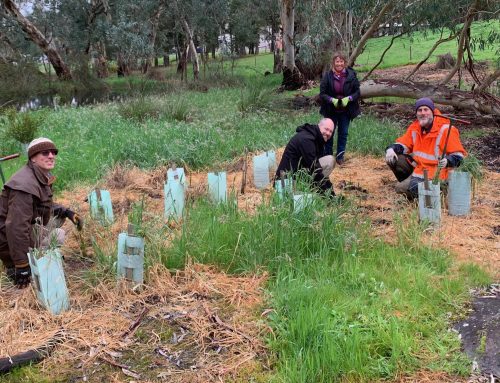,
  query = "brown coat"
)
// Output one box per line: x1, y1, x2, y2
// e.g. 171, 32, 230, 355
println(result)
0, 163, 67, 268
